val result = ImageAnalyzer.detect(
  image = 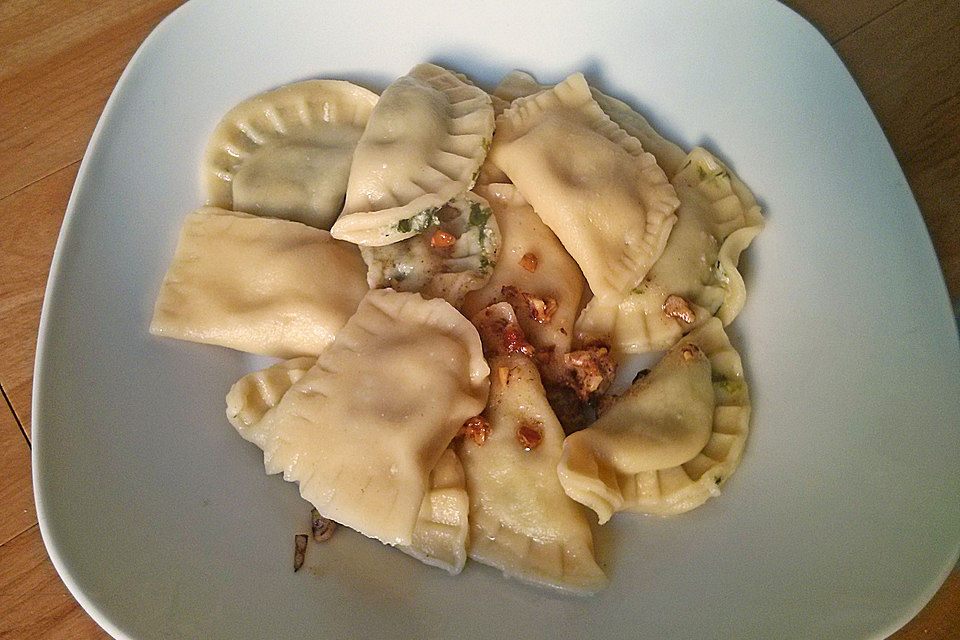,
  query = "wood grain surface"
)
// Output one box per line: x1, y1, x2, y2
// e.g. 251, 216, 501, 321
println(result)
0, 1, 956, 638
